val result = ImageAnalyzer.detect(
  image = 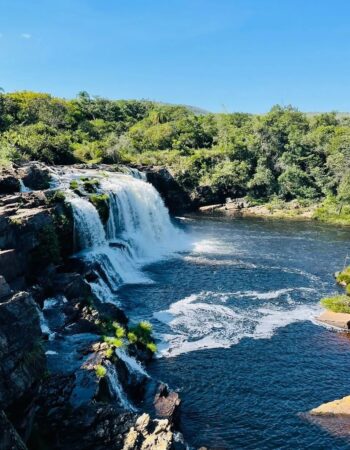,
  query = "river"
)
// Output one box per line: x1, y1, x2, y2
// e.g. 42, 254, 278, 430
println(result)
120, 216, 350, 449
